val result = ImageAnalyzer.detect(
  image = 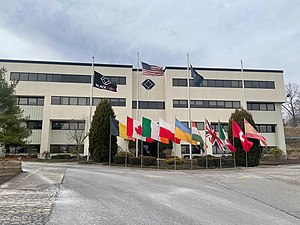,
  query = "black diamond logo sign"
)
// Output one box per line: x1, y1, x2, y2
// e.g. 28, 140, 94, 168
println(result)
142, 79, 155, 90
